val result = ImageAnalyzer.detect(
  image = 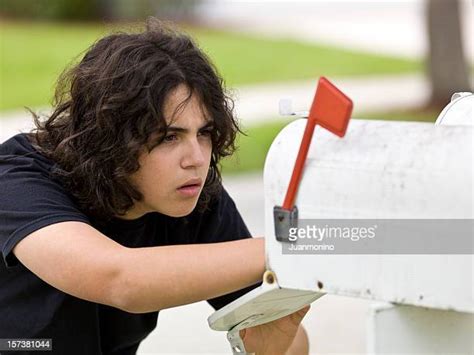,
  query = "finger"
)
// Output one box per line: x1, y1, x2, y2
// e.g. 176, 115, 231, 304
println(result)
295, 305, 311, 317
298, 305, 311, 315
289, 305, 311, 325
